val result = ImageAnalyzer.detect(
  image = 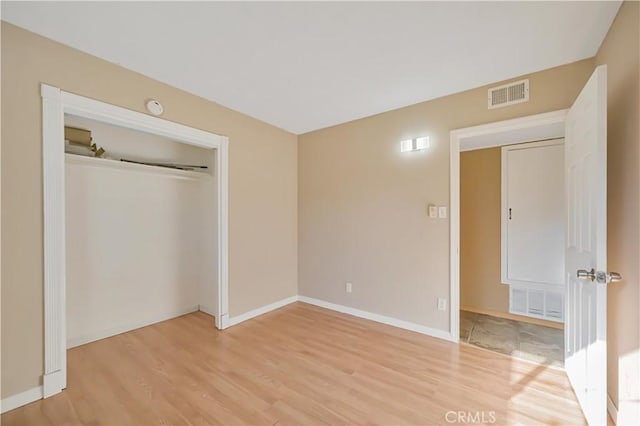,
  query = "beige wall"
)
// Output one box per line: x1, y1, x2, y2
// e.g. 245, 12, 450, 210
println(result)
298, 58, 595, 330
3, 3, 637, 413
595, 1, 640, 423
459, 148, 508, 313
0, 23, 298, 398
